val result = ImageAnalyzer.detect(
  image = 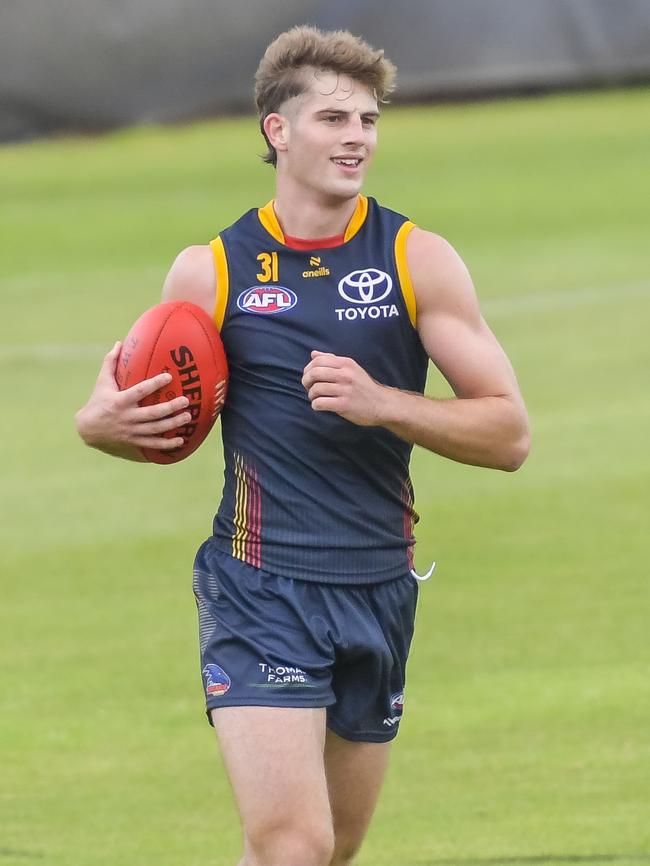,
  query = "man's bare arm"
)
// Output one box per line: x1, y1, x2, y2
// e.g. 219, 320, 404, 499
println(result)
75, 245, 216, 459
161, 245, 216, 313
380, 229, 529, 470
302, 229, 530, 472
